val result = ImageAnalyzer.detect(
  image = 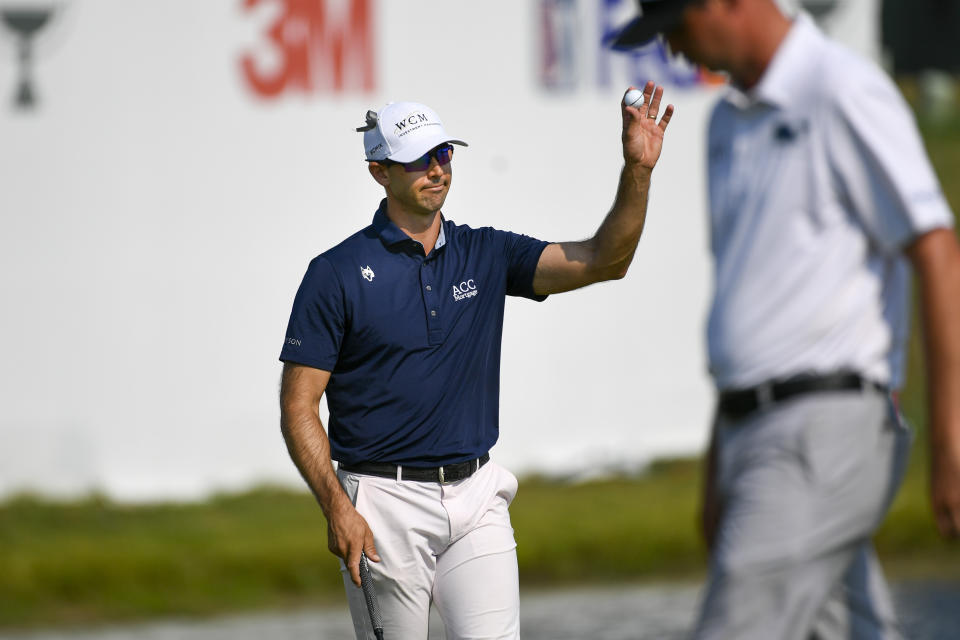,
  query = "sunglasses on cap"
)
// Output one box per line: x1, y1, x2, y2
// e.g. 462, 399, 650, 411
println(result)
380, 144, 455, 172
